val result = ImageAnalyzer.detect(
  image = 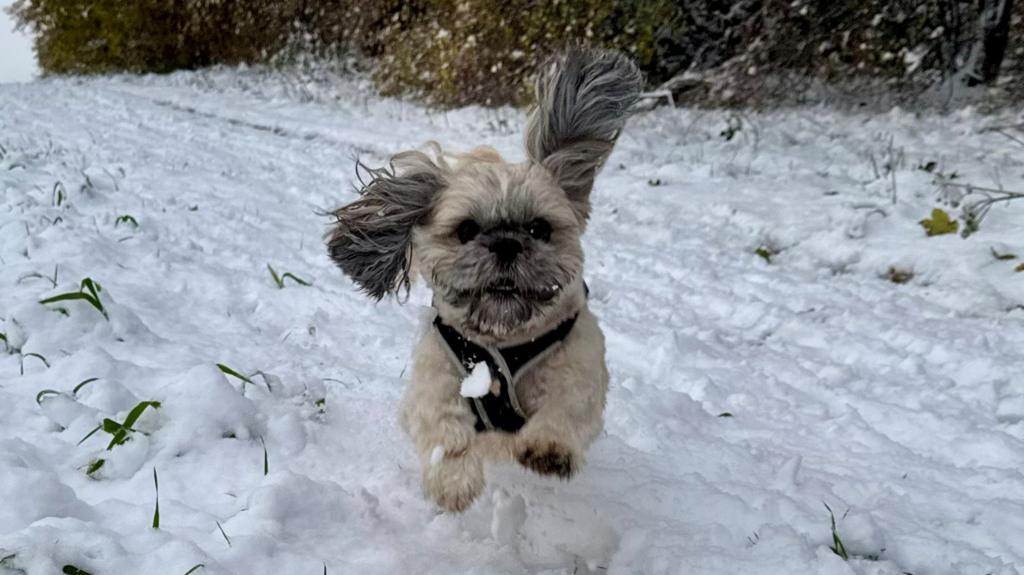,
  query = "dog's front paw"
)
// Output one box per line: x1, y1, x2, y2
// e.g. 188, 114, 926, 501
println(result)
435, 415, 475, 457
424, 452, 485, 513
516, 439, 579, 480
